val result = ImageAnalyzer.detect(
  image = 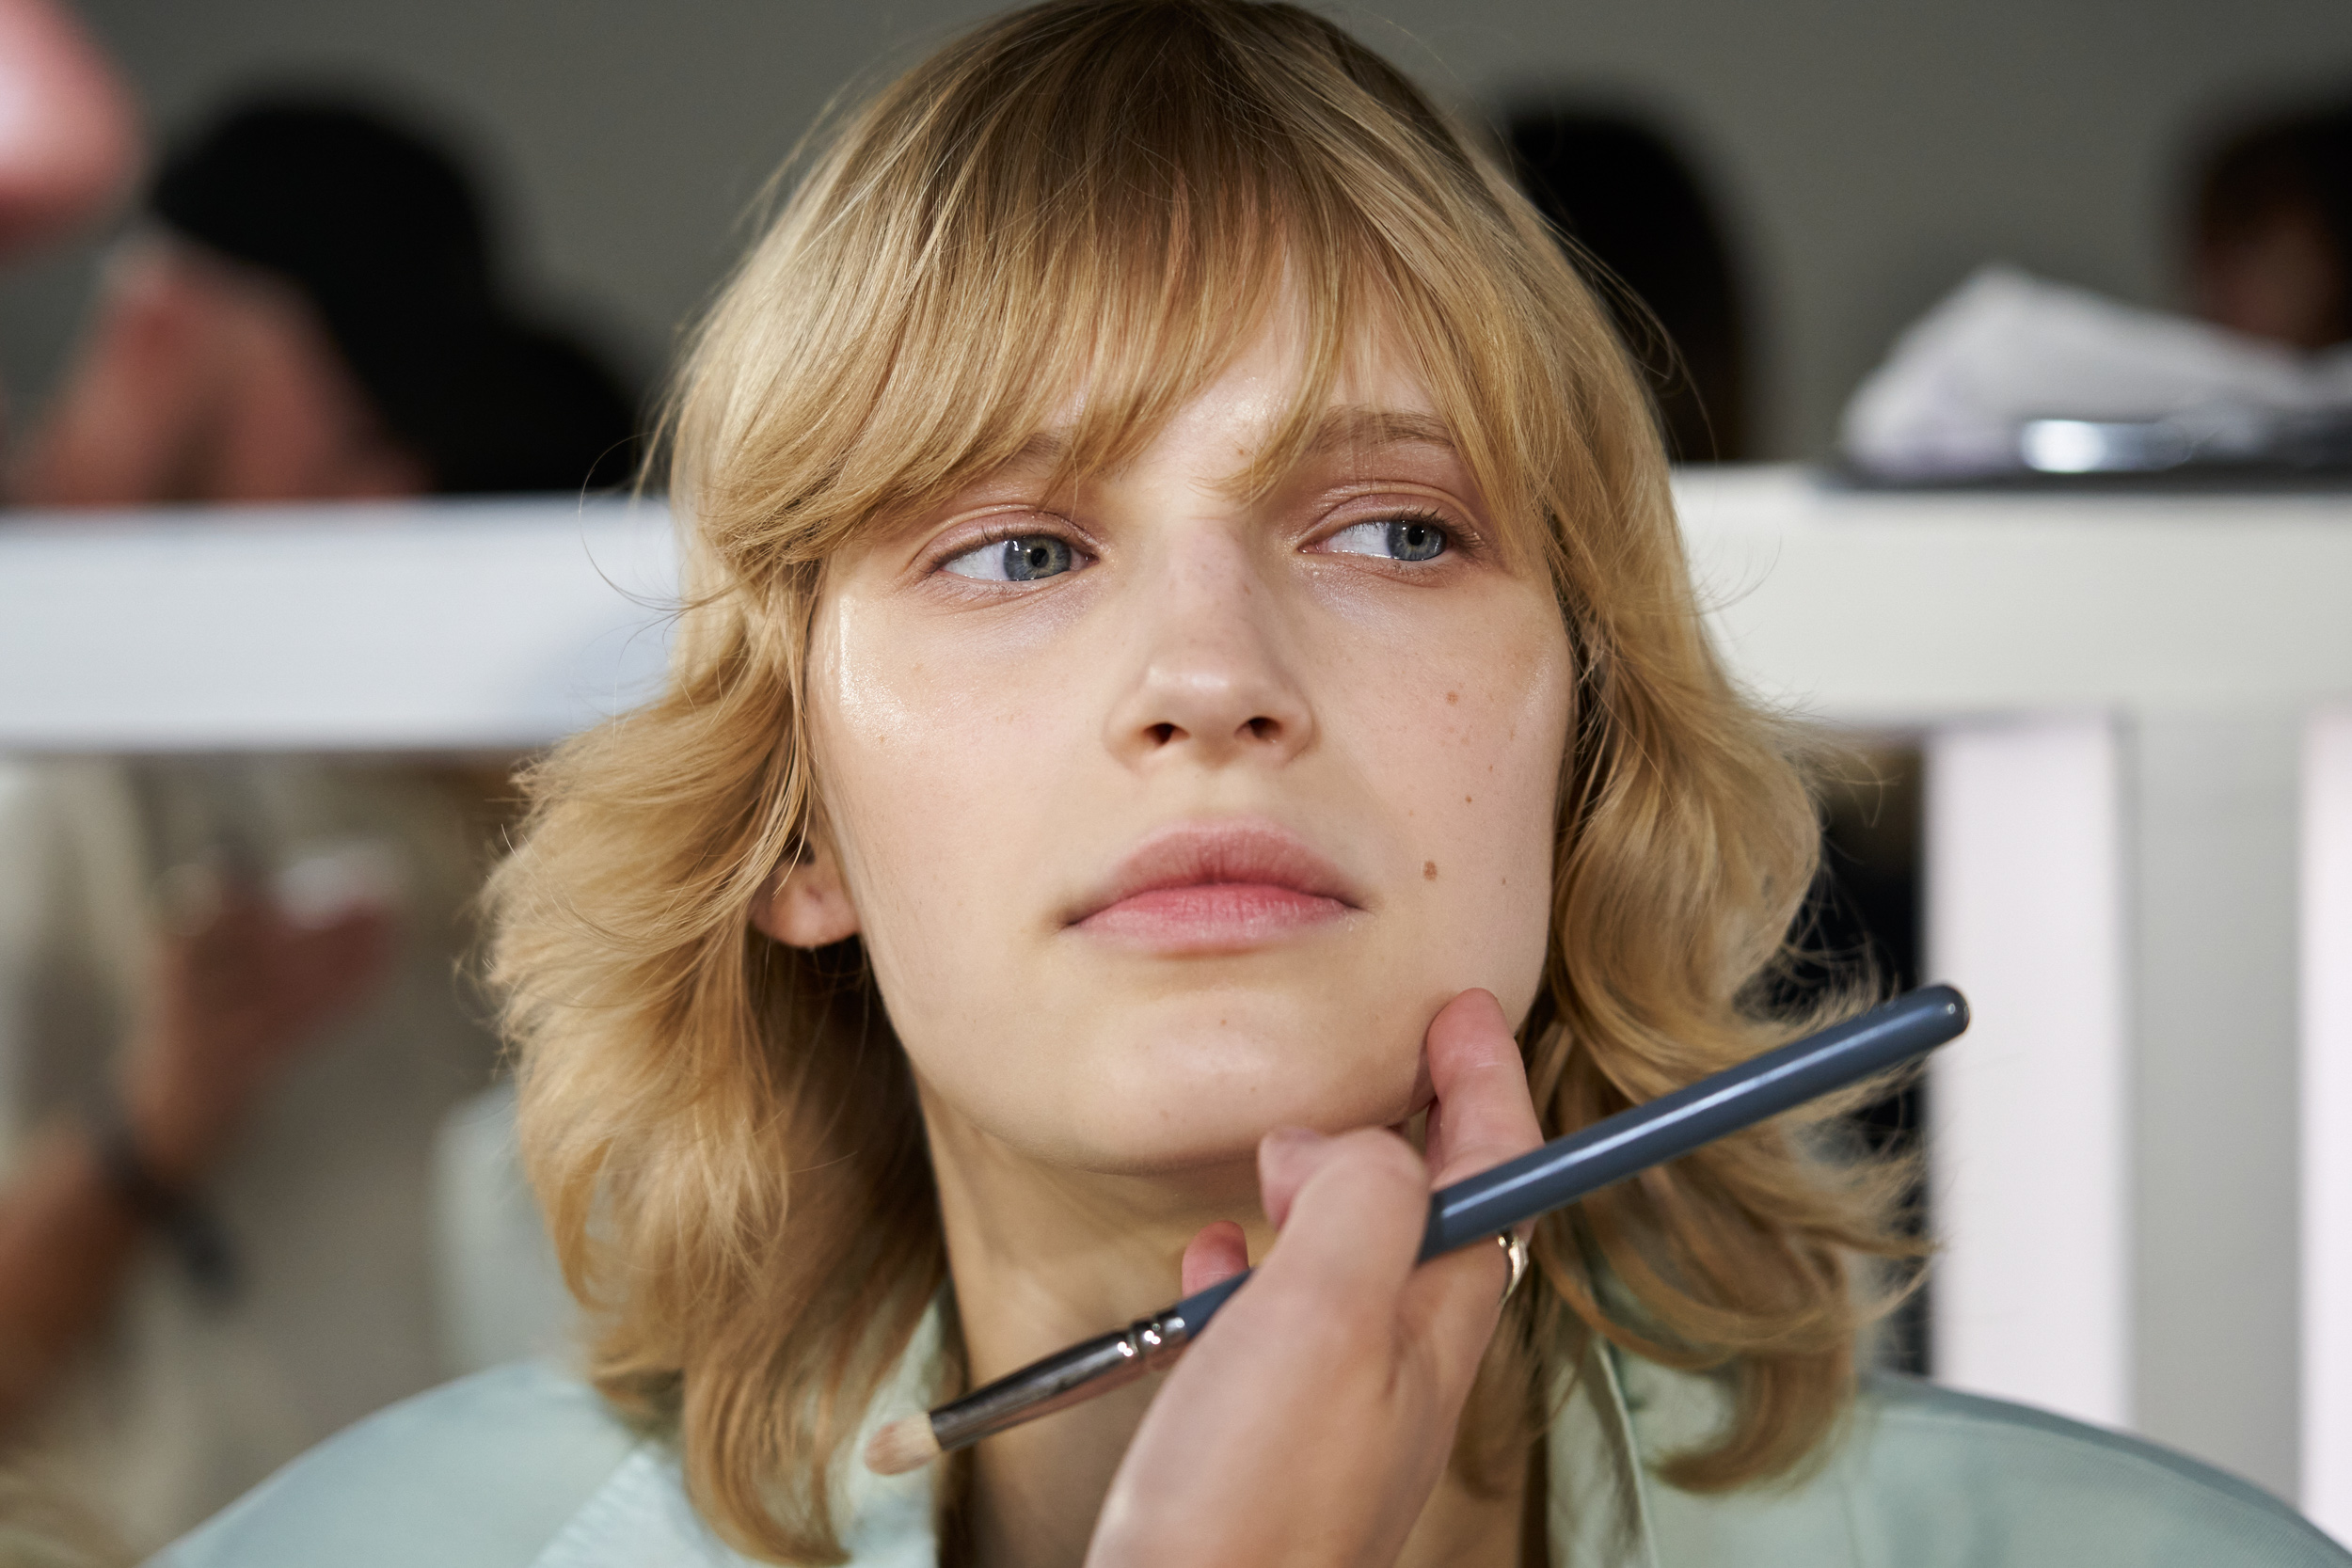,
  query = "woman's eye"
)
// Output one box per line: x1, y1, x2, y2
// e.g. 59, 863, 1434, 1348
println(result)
1326, 517, 1450, 562
941, 534, 1078, 582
